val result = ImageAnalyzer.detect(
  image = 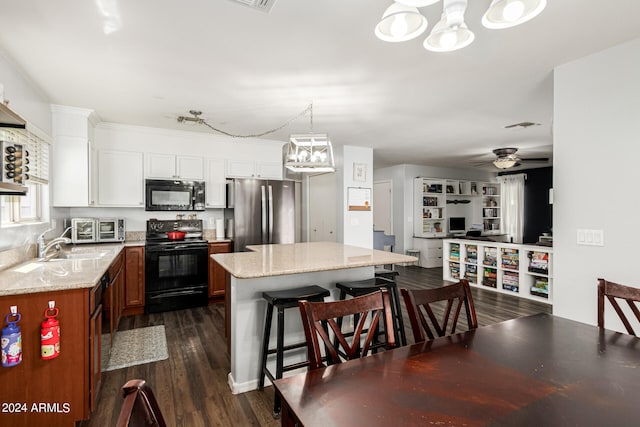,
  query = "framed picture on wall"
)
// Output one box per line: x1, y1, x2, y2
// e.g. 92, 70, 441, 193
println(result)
353, 163, 367, 182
